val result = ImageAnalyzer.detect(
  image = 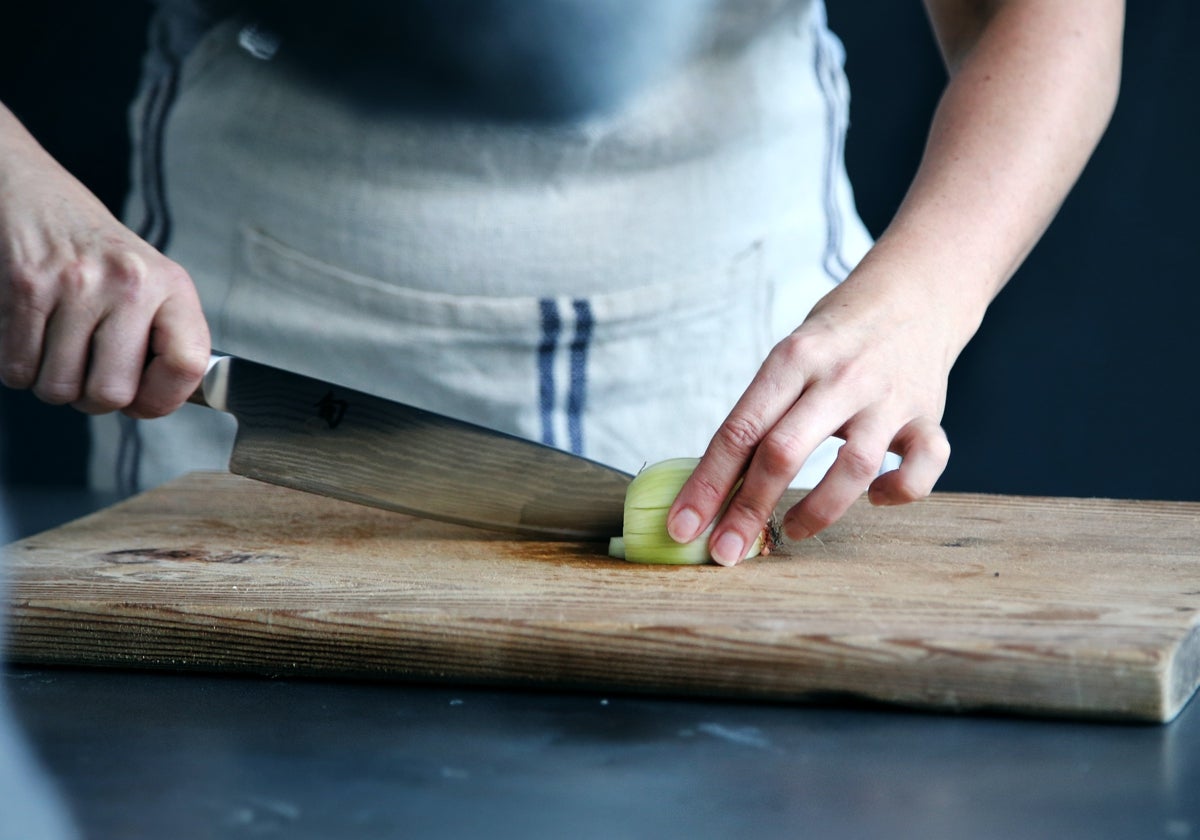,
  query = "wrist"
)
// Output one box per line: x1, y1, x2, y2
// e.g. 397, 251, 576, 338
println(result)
831, 233, 995, 368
